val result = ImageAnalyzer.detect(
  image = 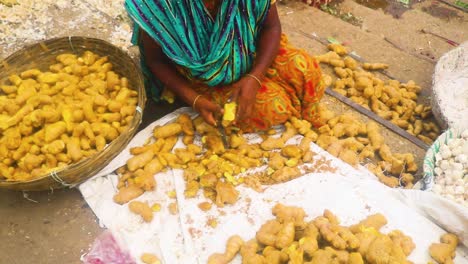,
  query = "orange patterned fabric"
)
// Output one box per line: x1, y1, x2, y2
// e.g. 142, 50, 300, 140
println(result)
193, 34, 325, 132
